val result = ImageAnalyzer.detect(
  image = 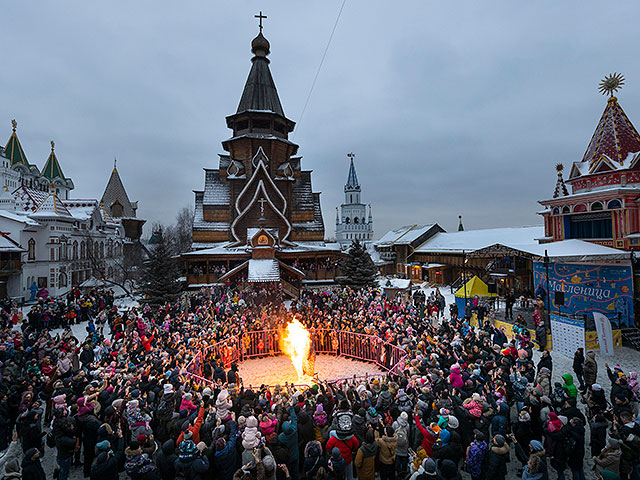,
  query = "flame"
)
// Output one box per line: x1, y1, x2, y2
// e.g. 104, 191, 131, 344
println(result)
280, 318, 311, 380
